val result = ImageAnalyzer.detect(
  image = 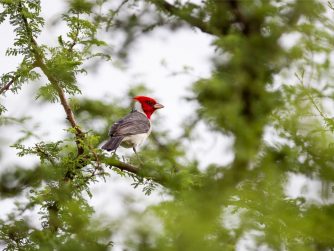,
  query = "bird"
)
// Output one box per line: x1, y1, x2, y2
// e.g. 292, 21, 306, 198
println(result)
101, 96, 164, 156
